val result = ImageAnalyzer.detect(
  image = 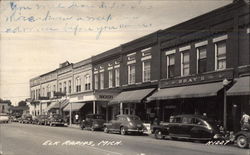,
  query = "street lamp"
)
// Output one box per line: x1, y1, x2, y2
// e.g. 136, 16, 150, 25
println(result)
223, 78, 229, 131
